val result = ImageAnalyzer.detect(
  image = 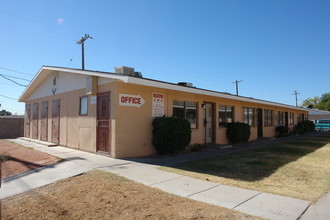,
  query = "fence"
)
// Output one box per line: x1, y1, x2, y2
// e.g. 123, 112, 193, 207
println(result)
0, 116, 24, 139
